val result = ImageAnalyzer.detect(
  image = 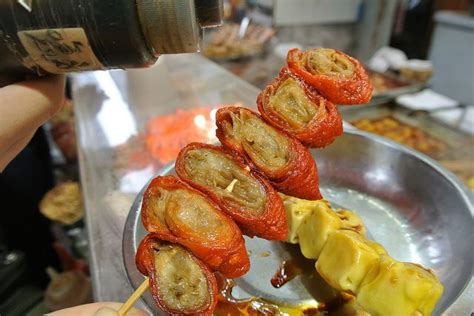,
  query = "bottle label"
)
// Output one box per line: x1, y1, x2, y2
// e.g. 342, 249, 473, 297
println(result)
17, 27, 104, 74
